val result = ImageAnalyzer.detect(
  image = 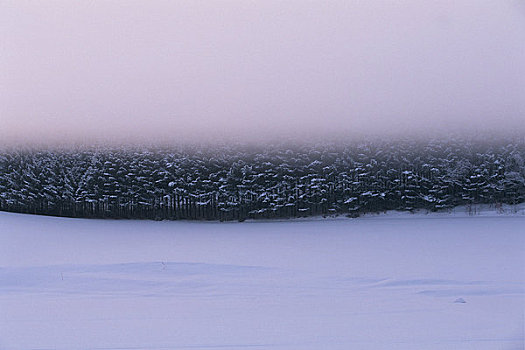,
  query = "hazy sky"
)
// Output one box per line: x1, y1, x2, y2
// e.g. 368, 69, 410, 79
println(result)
1, 0, 524, 145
